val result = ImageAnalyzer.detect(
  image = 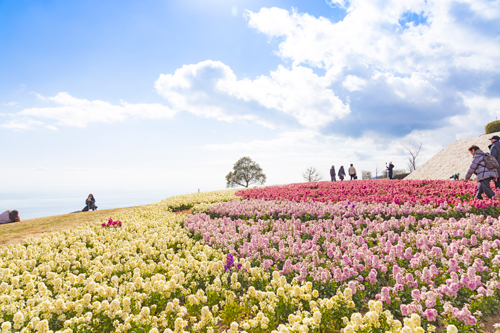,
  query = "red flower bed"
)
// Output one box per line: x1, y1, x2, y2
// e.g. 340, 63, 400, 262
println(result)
236, 180, 499, 209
